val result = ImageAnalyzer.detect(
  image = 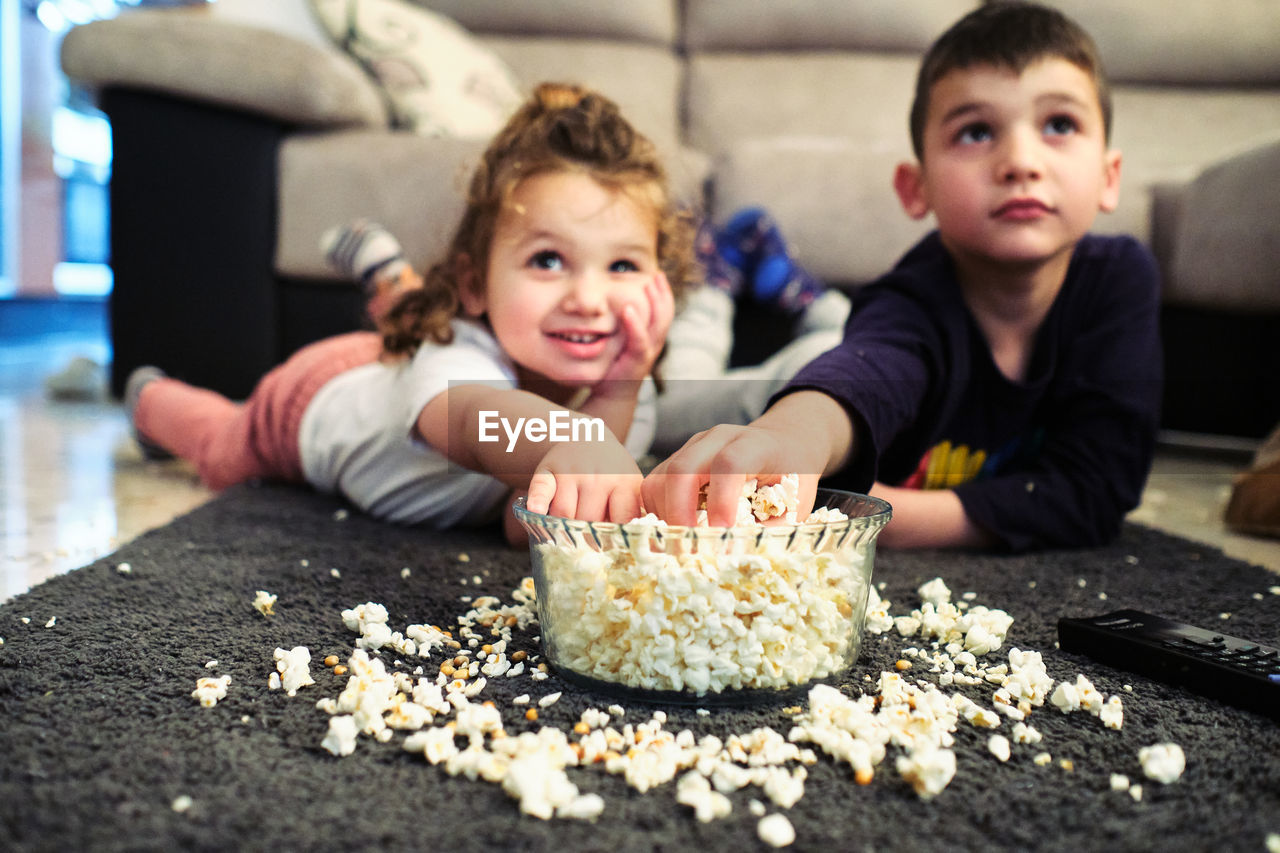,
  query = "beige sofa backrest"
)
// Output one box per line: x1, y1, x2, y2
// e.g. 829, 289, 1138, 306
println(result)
682, 0, 978, 284
410, 0, 684, 158
1047, 1, 1280, 260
